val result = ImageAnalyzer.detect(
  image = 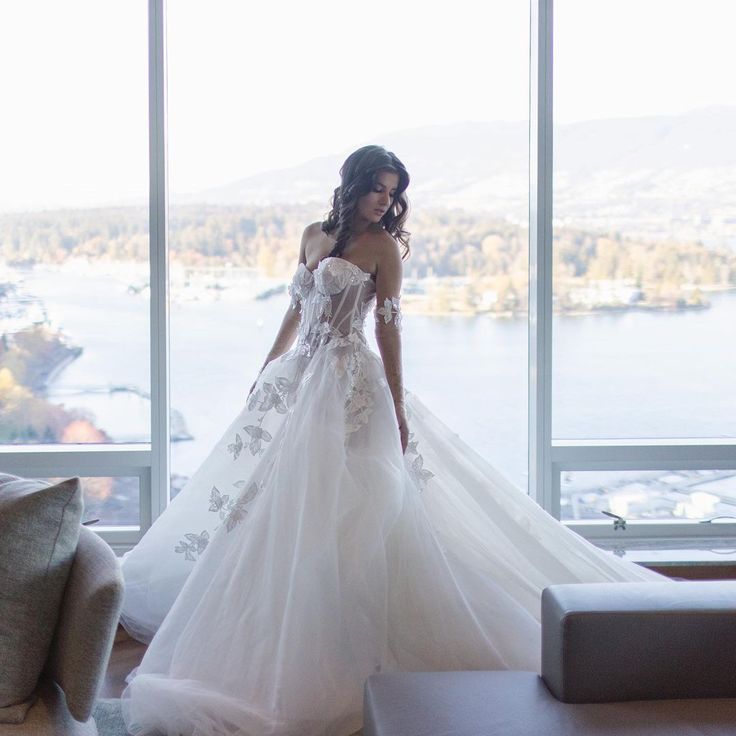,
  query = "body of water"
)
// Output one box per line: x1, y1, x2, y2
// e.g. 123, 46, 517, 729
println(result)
8, 264, 736, 493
